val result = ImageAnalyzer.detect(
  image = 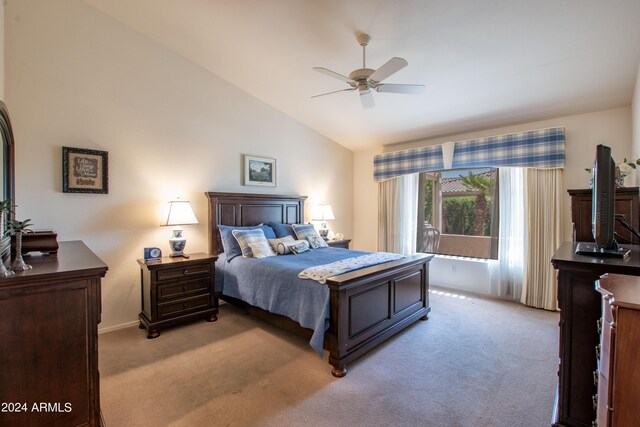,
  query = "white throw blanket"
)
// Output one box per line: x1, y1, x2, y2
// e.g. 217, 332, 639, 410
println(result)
298, 252, 405, 284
